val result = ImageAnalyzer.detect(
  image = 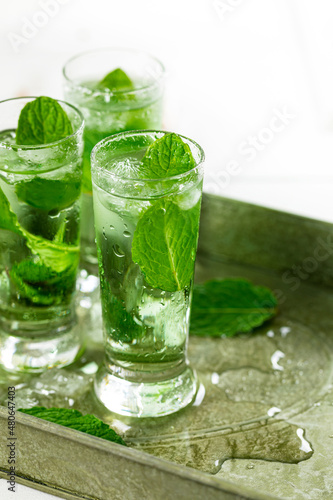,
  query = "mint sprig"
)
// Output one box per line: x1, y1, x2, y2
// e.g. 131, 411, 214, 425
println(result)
18, 407, 126, 446
16, 96, 73, 145
132, 199, 201, 292
98, 68, 134, 92
142, 133, 196, 178
131, 133, 201, 292
190, 279, 278, 337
